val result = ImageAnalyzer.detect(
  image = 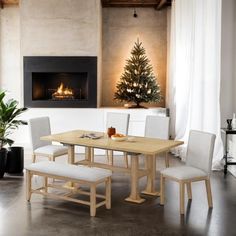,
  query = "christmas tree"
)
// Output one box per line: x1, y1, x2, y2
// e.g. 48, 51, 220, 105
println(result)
114, 40, 162, 108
